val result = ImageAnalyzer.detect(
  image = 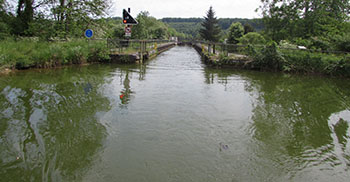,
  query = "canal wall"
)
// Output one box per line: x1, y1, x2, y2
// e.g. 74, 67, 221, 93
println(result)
109, 42, 176, 64
191, 43, 252, 68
